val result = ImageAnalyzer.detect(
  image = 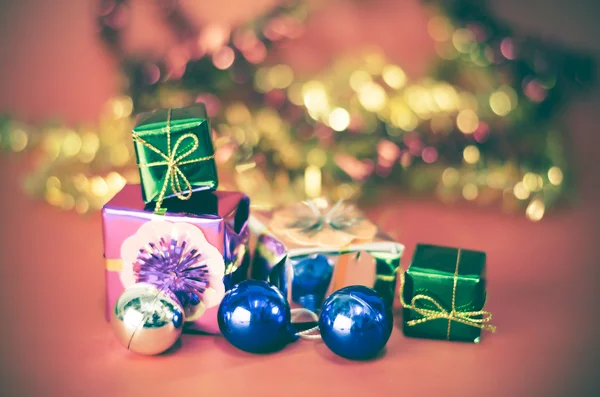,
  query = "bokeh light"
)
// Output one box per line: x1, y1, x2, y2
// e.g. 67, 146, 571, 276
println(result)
62, 132, 82, 157
382, 65, 407, 89
10, 128, 28, 152
513, 182, 530, 200
303, 81, 329, 114
358, 82, 387, 112
452, 29, 475, 53
548, 166, 564, 185
432, 83, 459, 111
500, 38, 516, 60
328, 108, 351, 131
377, 140, 400, 166
456, 109, 479, 133
422, 147, 438, 163
526, 199, 545, 221
391, 105, 419, 131
212, 46, 235, 70
442, 168, 460, 187
254, 67, 270, 92
199, 23, 230, 53
90, 176, 109, 197
489, 91, 511, 116
349, 70, 371, 92
287, 83, 304, 105
523, 172, 543, 192
462, 183, 478, 200
267, 64, 294, 89
463, 145, 480, 164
